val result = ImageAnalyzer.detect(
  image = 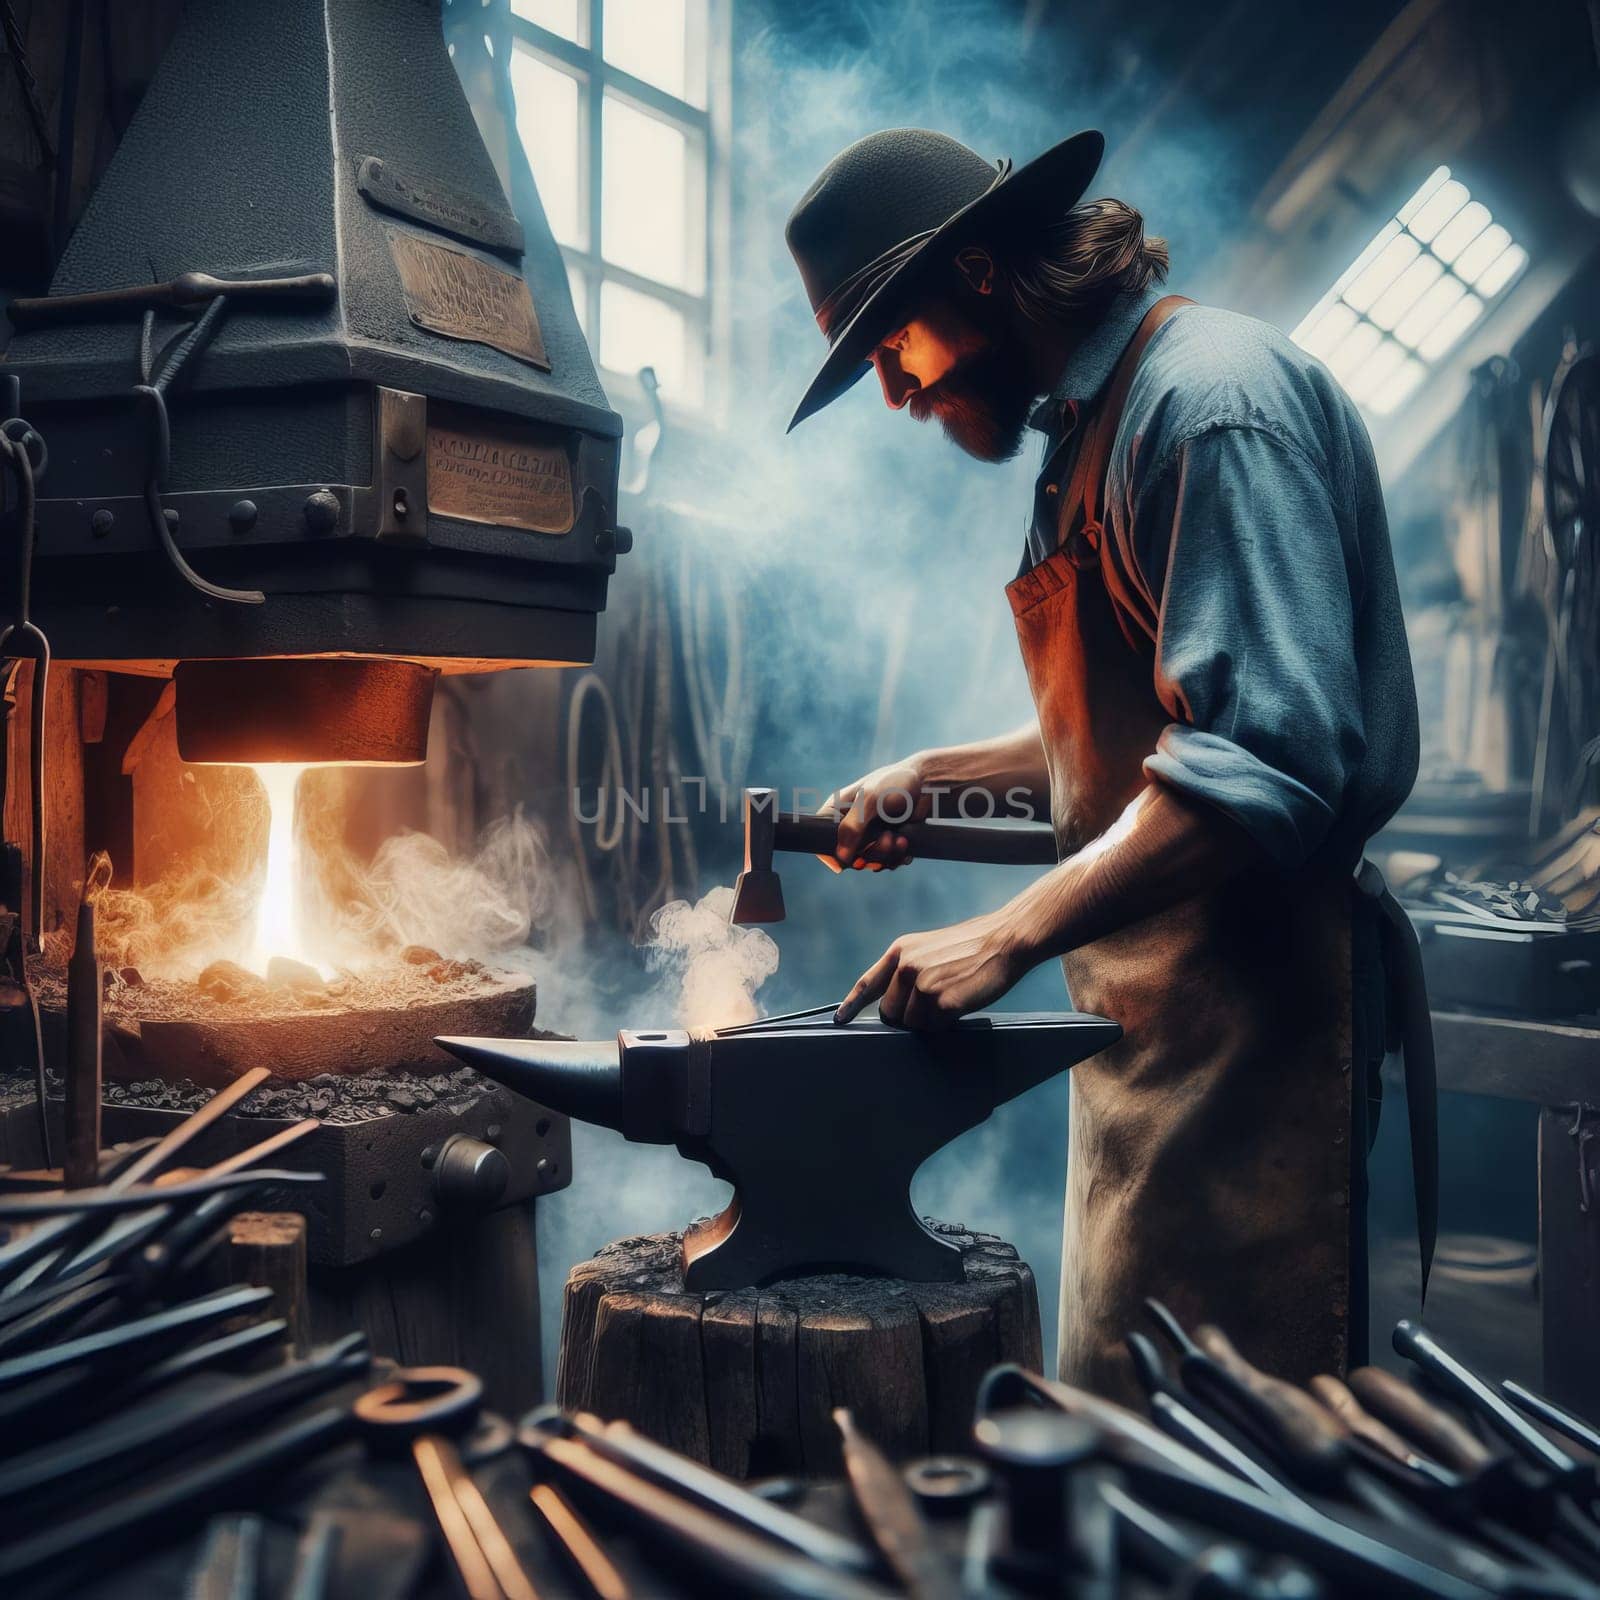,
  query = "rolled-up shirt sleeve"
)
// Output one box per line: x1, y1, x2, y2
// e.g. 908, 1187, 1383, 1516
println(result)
1130, 423, 1367, 869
